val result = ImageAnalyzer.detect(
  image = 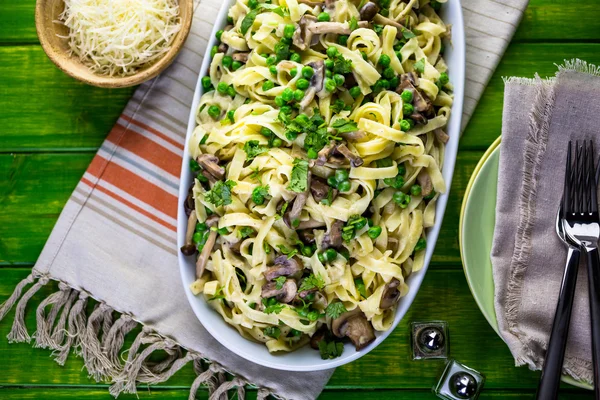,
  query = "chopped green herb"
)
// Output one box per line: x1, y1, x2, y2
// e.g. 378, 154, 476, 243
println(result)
252, 185, 270, 205
208, 286, 226, 301
244, 140, 269, 160
299, 273, 326, 292
288, 158, 309, 193
264, 326, 281, 339
240, 10, 258, 35
318, 339, 344, 359
349, 16, 359, 31
325, 301, 347, 319
204, 180, 236, 207
414, 58, 426, 74
402, 29, 417, 40
274, 276, 287, 290
277, 244, 299, 259
354, 278, 367, 299
331, 118, 358, 133
238, 226, 255, 239
262, 297, 285, 314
